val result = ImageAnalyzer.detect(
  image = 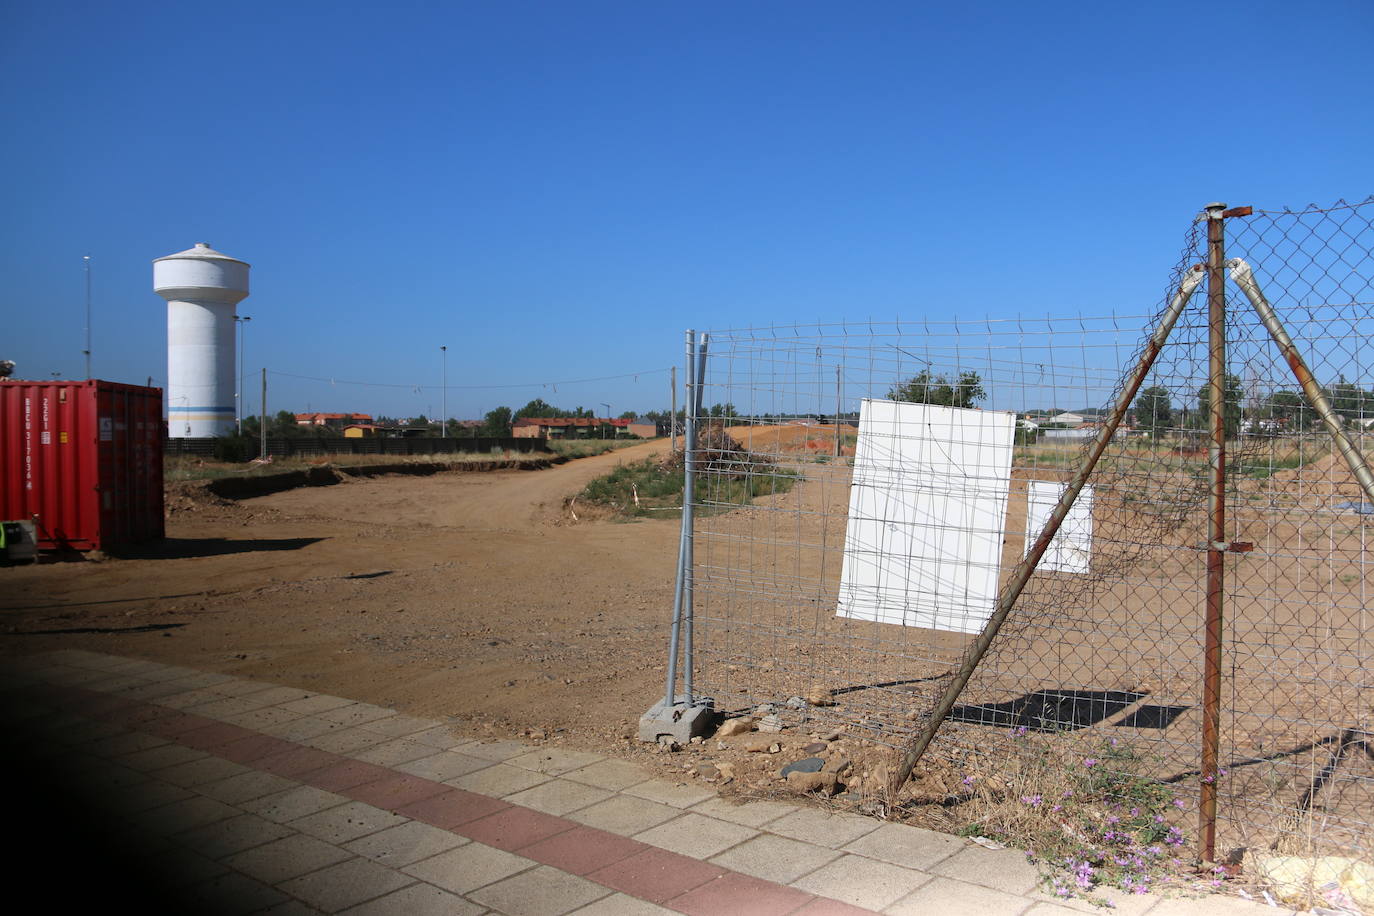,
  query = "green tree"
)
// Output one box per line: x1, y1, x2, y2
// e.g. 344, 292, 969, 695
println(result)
888, 370, 986, 409
481, 406, 512, 437
1133, 385, 1173, 436
1264, 390, 1311, 431
1196, 373, 1243, 439
515, 398, 565, 419
1328, 377, 1373, 422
